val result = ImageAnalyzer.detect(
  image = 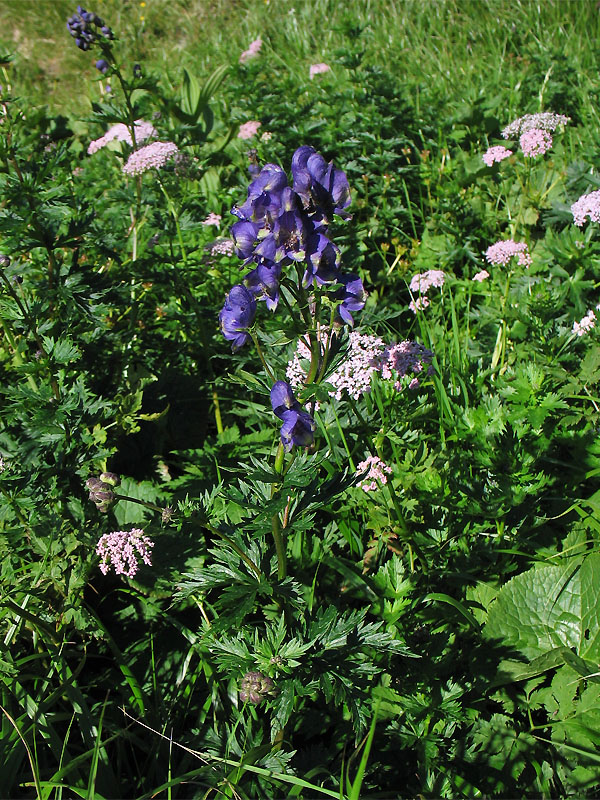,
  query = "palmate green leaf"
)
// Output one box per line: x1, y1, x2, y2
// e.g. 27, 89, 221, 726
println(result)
484, 554, 600, 663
